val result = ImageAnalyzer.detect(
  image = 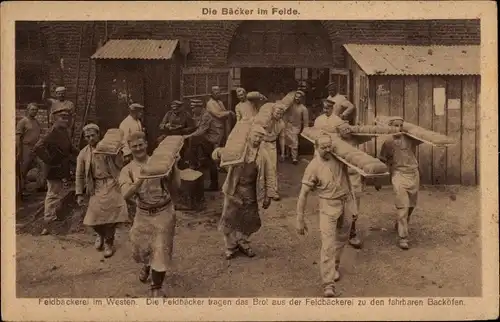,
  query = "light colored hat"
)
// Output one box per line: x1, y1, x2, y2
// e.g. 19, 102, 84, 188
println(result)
388, 116, 404, 123
190, 99, 204, 107
236, 87, 246, 94
27, 103, 38, 109
171, 100, 183, 107
129, 103, 144, 110
295, 90, 305, 97
83, 123, 100, 133
51, 106, 71, 116
55, 86, 66, 93
247, 91, 262, 100
326, 82, 336, 89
